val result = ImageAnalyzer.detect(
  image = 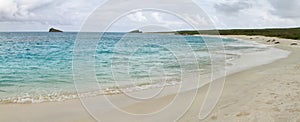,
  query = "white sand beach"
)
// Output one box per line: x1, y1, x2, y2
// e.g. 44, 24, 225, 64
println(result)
1, 35, 299, 122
